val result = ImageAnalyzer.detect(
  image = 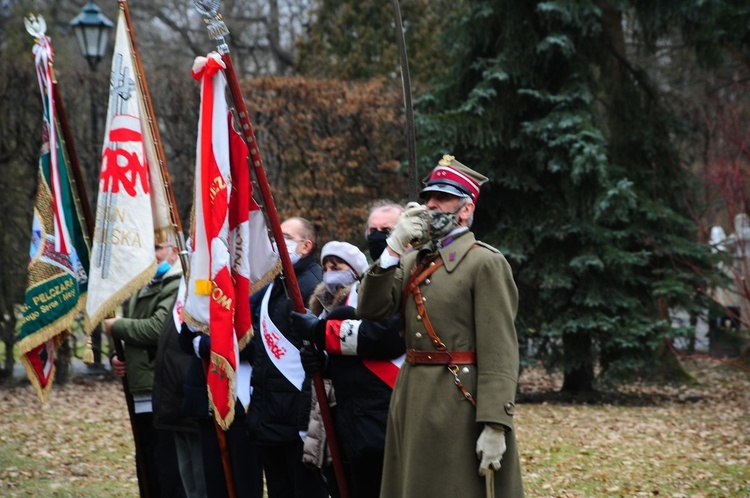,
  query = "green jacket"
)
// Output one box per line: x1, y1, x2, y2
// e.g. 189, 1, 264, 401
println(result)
111, 266, 182, 396
357, 231, 524, 497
